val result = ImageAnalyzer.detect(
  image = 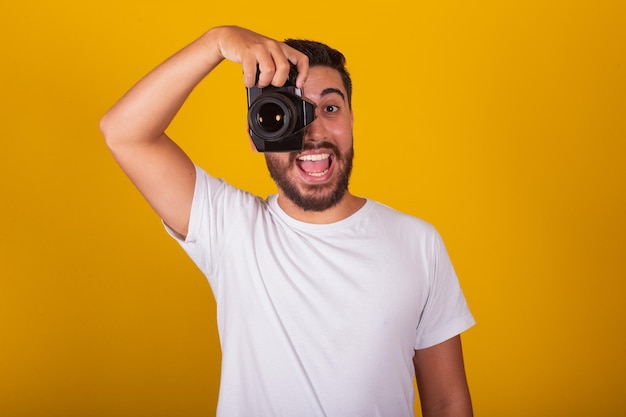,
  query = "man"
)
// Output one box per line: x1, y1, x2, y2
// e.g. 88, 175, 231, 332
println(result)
100, 25, 475, 417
